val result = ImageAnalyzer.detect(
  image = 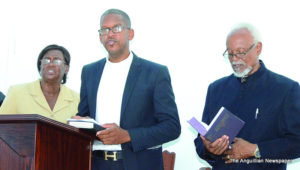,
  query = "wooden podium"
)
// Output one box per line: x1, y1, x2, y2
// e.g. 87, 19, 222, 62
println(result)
0, 114, 95, 170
